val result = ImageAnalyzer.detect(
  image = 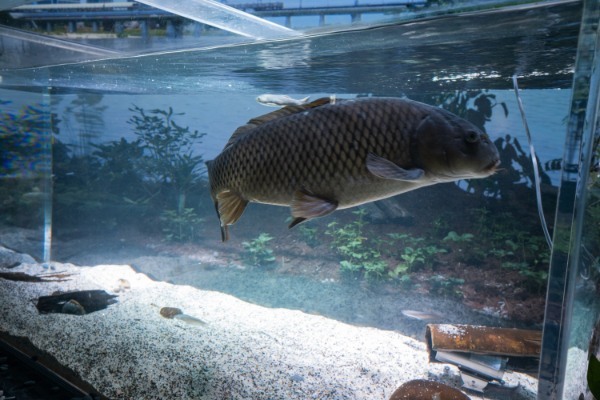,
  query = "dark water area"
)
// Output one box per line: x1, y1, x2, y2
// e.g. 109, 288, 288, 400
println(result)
1, 0, 581, 95
232, 0, 581, 94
